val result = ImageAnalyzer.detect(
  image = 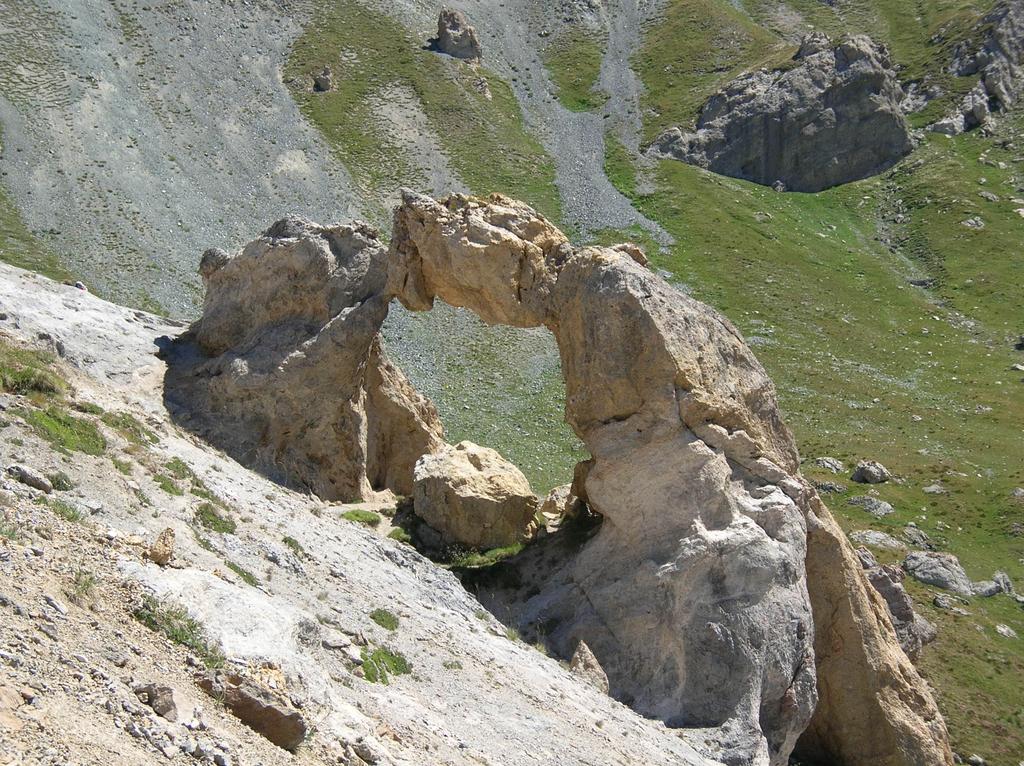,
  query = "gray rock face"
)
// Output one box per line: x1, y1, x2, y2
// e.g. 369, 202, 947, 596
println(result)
435, 8, 482, 61
167, 216, 444, 501
6, 465, 52, 494
196, 672, 307, 751
903, 551, 974, 596
412, 440, 539, 549
931, 1, 1024, 134
856, 548, 937, 662
648, 34, 913, 192
849, 530, 905, 551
